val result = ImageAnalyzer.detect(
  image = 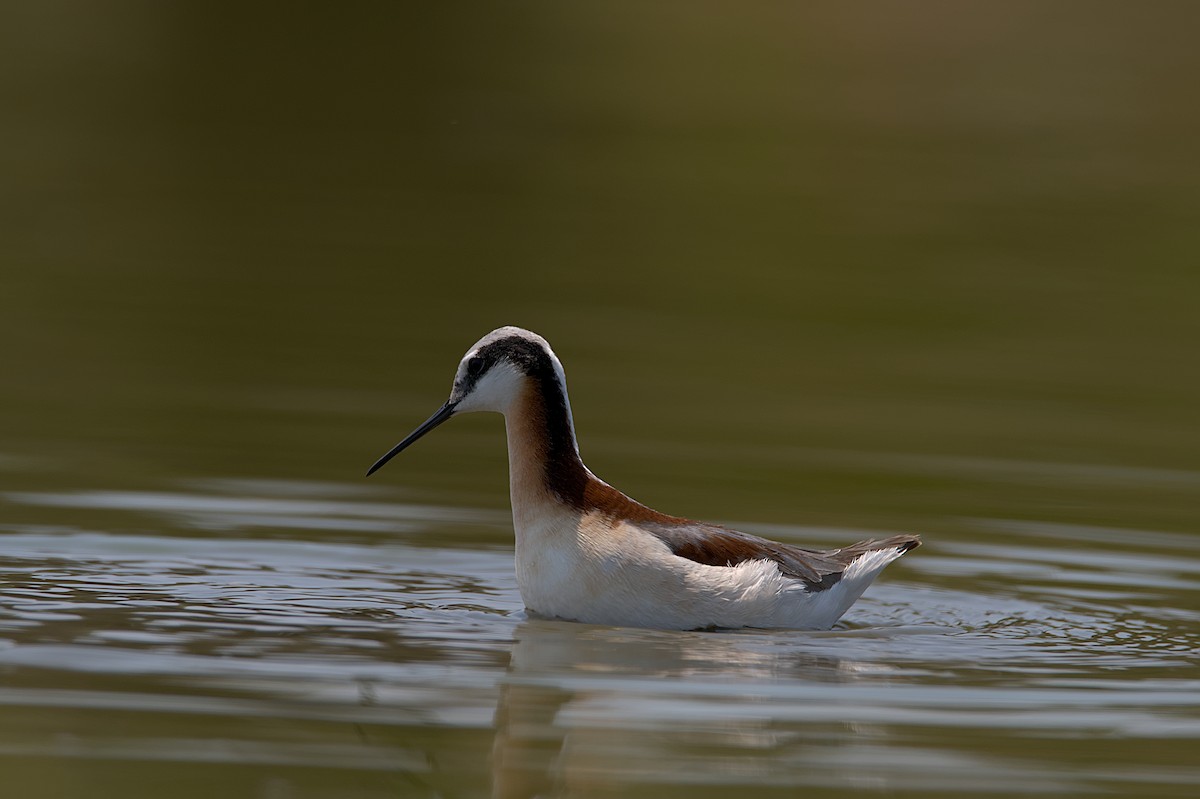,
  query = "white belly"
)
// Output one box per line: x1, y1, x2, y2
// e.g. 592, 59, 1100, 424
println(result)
512, 513, 900, 630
